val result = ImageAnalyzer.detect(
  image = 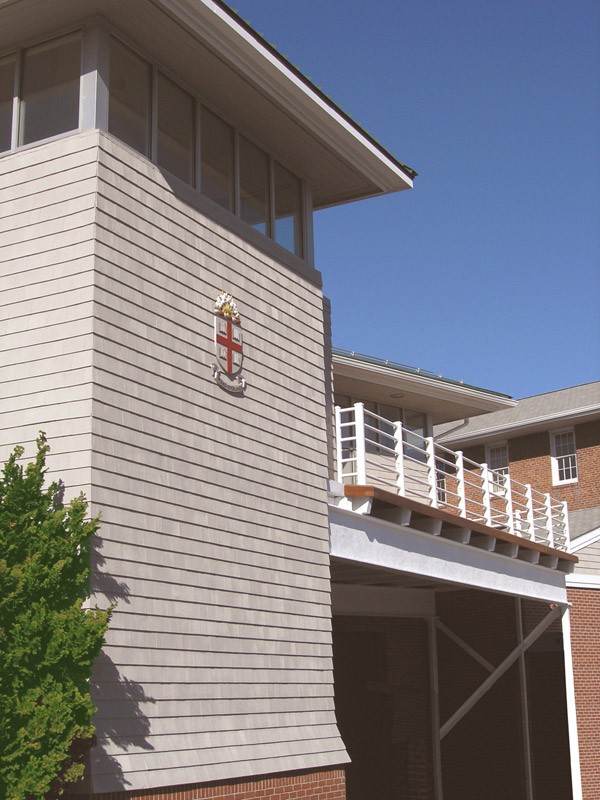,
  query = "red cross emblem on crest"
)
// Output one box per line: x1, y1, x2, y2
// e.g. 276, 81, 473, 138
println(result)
215, 316, 243, 376
212, 293, 245, 390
